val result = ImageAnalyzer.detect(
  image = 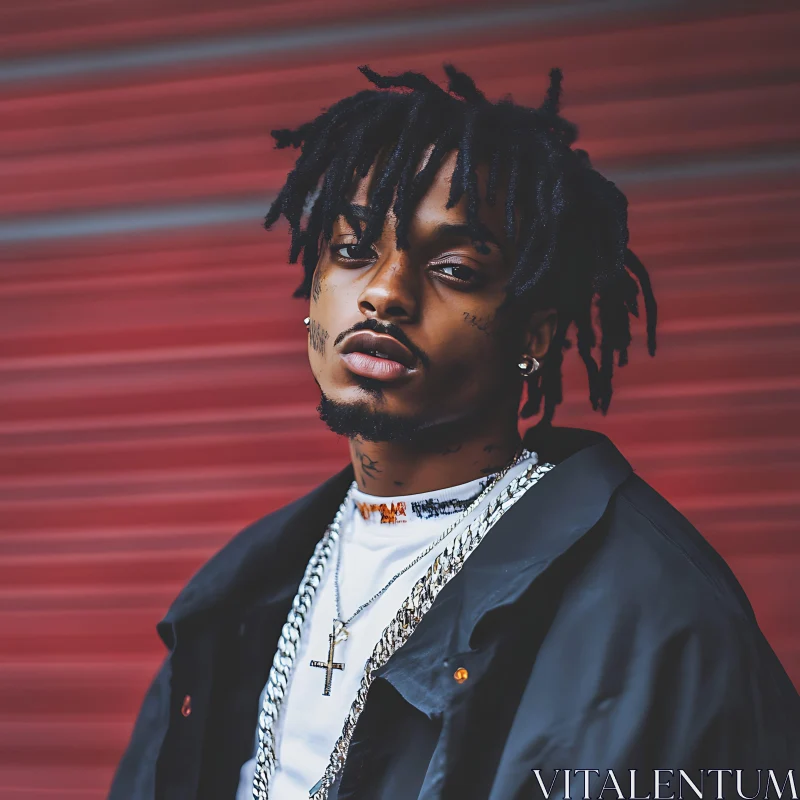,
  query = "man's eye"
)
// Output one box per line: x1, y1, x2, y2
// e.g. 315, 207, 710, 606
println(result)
434, 263, 478, 283
332, 244, 374, 261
